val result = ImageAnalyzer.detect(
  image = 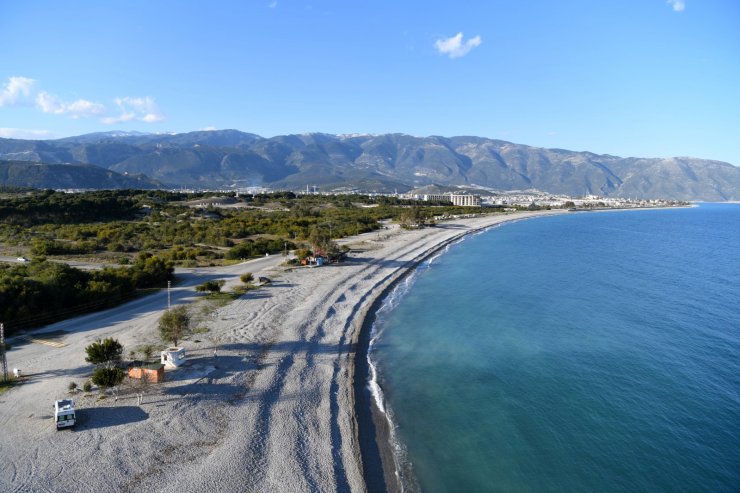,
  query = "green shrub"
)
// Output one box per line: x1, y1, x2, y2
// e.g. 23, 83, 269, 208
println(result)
295, 248, 312, 260
91, 367, 125, 389
196, 280, 225, 293
83, 380, 92, 392
158, 305, 190, 346
85, 338, 123, 366
140, 344, 156, 362
68, 382, 77, 391
225, 238, 294, 260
